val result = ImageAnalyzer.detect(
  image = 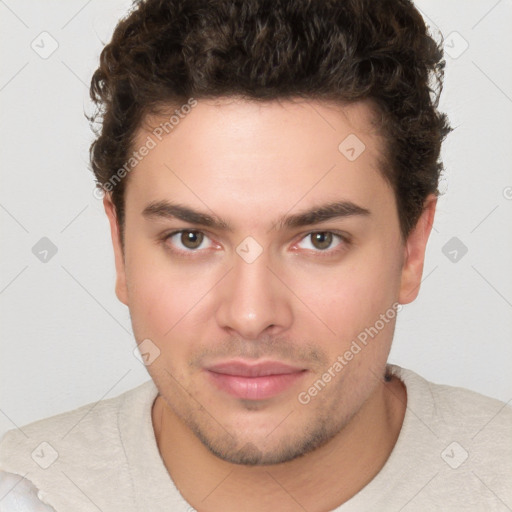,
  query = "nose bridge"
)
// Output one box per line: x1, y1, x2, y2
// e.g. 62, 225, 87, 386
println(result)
215, 242, 292, 339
